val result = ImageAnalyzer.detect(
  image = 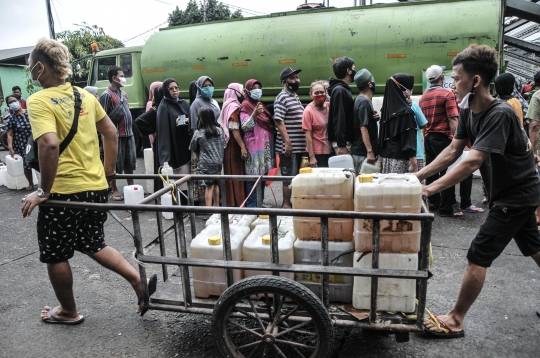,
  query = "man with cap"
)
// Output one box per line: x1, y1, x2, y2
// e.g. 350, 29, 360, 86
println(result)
328, 56, 356, 155
419, 65, 460, 216
274, 67, 306, 209
351, 69, 379, 173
